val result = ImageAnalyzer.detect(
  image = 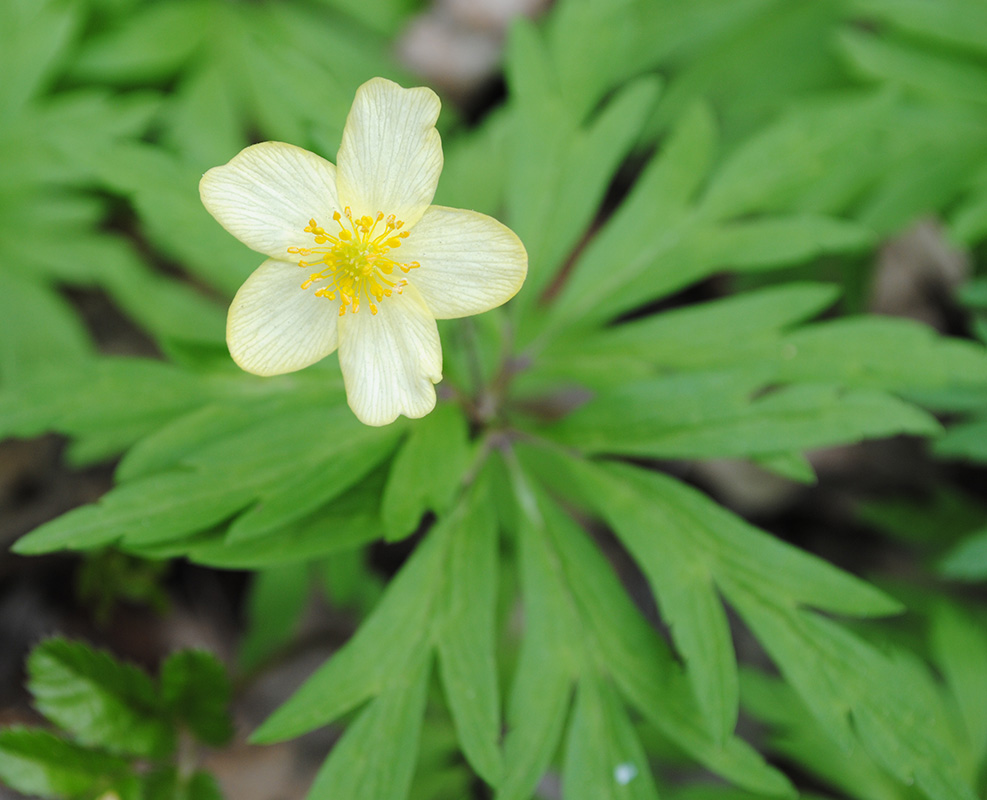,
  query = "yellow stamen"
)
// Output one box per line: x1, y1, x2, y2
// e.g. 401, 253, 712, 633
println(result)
290, 209, 420, 314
